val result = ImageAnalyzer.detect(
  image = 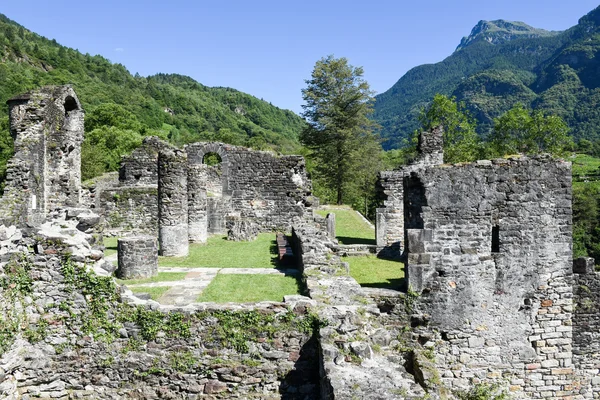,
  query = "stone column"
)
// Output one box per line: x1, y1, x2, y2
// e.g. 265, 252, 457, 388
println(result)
116, 236, 158, 279
188, 163, 208, 243
326, 213, 336, 239
158, 148, 189, 257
